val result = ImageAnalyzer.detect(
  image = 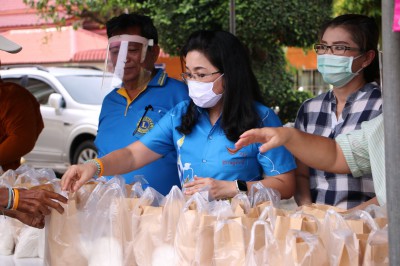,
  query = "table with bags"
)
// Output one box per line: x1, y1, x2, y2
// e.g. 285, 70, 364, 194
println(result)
0, 166, 389, 266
